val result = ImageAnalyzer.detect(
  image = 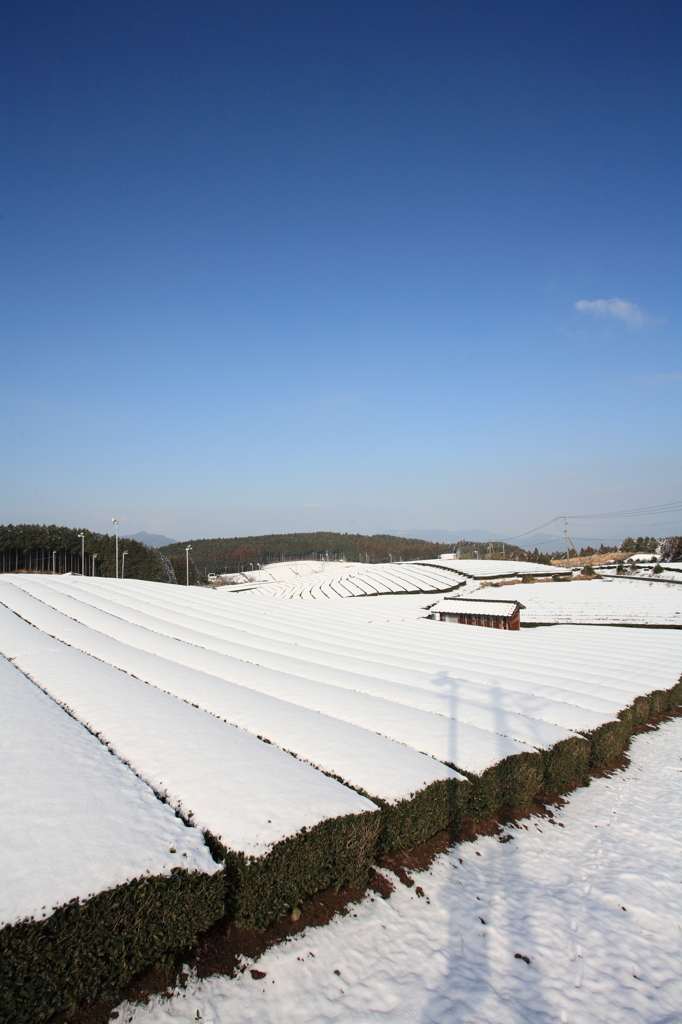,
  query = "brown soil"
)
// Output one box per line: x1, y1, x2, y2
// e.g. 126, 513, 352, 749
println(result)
46, 705, 682, 1024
